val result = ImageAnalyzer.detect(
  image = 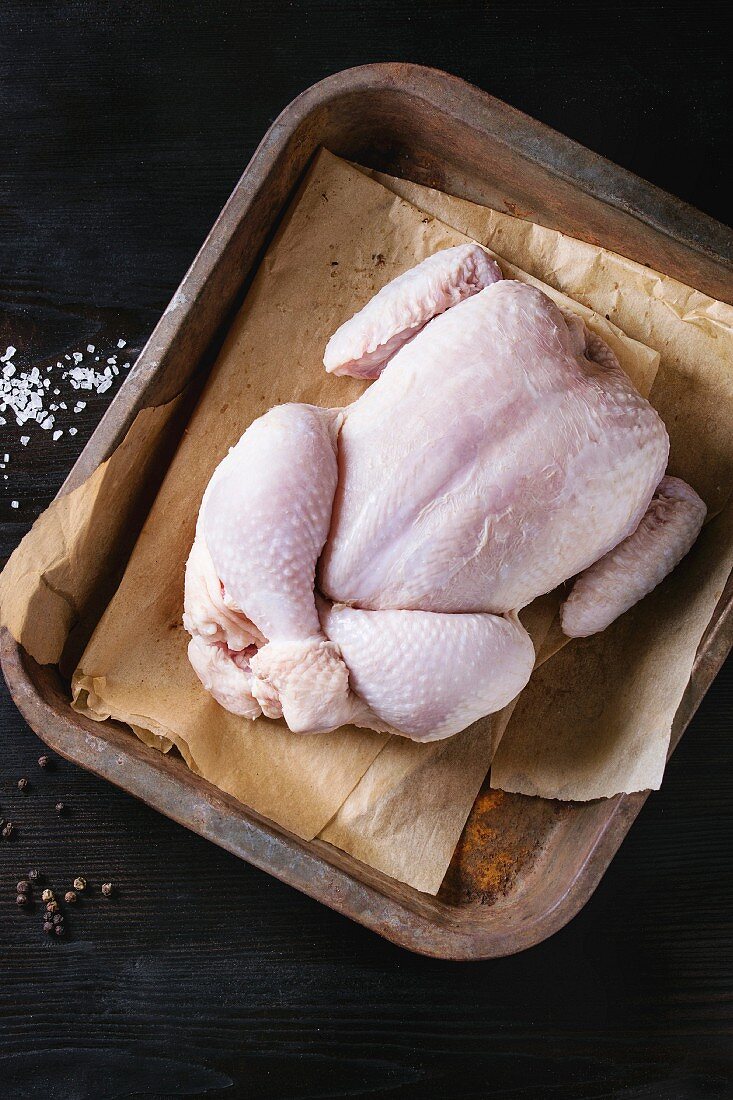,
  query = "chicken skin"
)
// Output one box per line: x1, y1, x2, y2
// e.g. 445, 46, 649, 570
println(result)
184, 244, 705, 740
